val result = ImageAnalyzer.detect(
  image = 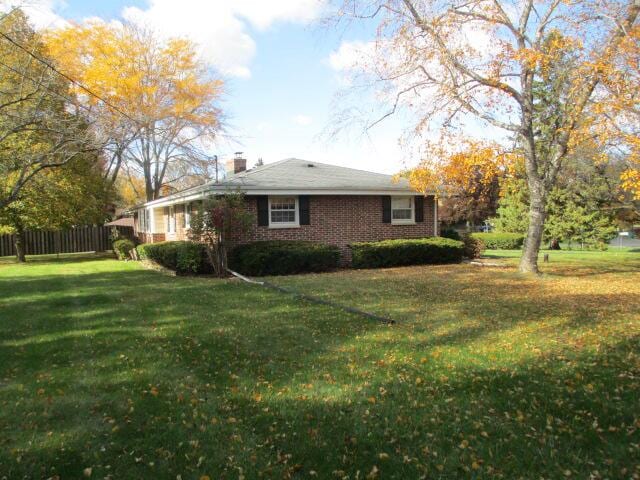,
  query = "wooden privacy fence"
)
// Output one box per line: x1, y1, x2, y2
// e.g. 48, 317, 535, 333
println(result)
0, 226, 134, 258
